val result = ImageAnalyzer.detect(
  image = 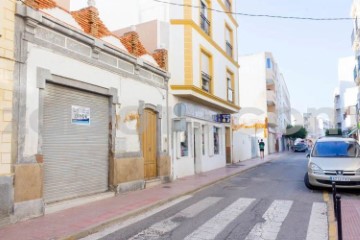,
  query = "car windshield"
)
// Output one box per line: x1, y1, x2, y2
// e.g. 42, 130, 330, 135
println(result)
312, 141, 360, 158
